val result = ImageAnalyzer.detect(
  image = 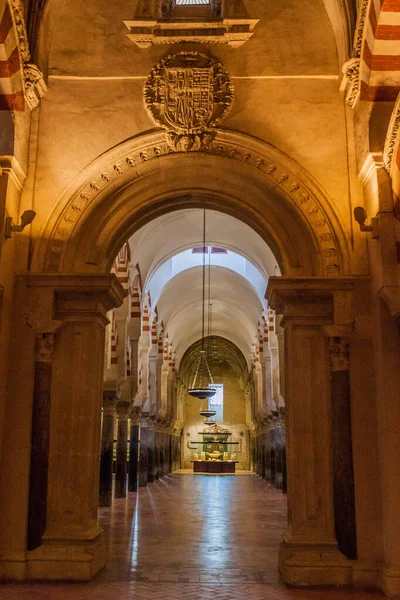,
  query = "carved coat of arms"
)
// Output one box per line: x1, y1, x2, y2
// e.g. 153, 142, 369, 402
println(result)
144, 52, 234, 138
